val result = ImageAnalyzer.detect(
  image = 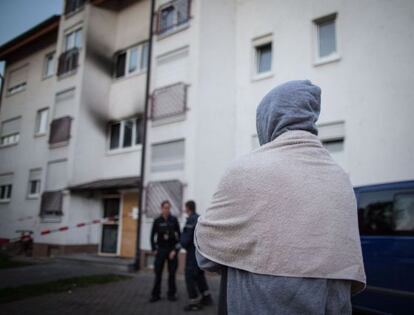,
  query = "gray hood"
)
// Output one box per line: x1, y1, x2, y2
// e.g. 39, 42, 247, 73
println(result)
256, 80, 321, 145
